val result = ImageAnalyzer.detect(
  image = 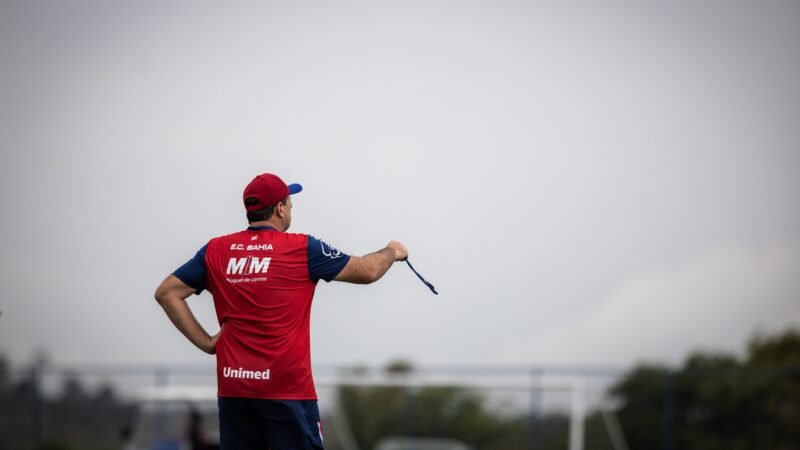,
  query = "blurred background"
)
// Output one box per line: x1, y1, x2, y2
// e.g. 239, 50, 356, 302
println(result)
1, 0, 798, 449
